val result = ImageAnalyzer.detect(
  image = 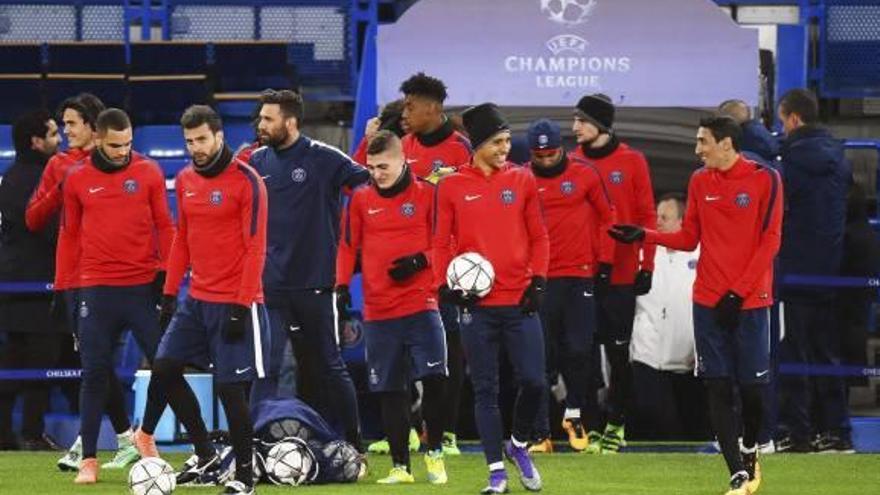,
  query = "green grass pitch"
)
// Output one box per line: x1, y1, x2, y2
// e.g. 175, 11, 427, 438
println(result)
0, 451, 877, 494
